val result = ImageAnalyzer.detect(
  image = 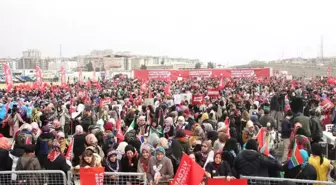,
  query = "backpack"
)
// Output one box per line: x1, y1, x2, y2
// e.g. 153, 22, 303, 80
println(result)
16, 131, 34, 147
38, 138, 52, 156
16, 157, 39, 185
8, 115, 17, 126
